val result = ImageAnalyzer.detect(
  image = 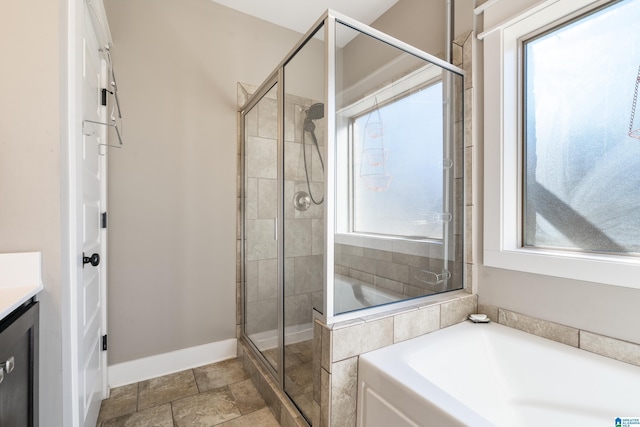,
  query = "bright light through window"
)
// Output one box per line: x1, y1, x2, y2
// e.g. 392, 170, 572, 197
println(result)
352, 82, 444, 239
523, 0, 640, 255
